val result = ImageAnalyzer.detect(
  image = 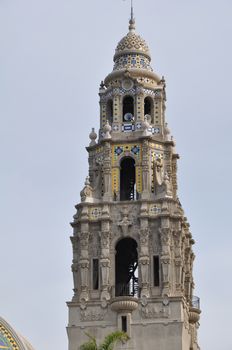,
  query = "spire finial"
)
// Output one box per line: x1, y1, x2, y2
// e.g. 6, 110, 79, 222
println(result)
131, 0, 134, 21
124, 0, 135, 32
129, 0, 135, 32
